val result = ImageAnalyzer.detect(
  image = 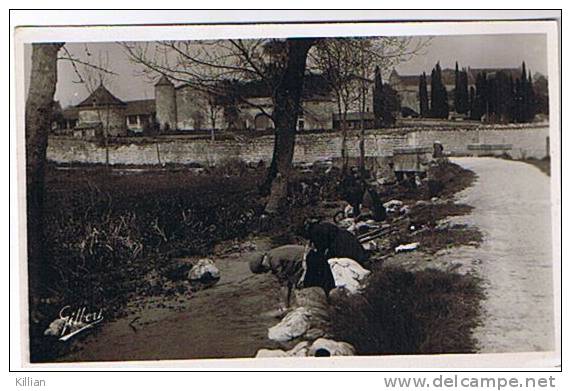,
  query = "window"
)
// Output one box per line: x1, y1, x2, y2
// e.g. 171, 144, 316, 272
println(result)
127, 115, 138, 126
297, 117, 305, 131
